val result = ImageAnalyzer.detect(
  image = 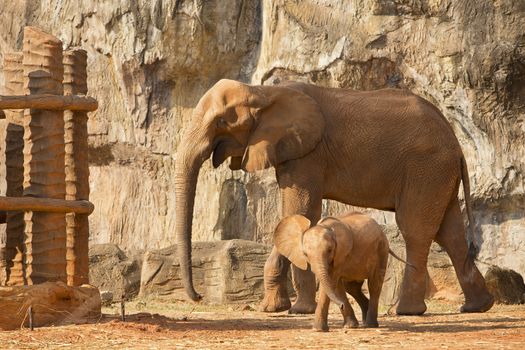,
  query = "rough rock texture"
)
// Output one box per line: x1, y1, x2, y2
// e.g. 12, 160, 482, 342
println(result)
485, 266, 525, 304
0, 1, 524, 282
88, 243, 142, 300
139, 239, 274, 303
